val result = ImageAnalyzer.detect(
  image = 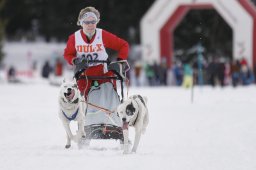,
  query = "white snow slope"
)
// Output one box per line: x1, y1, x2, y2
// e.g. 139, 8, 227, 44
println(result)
0, 83, 256, 170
